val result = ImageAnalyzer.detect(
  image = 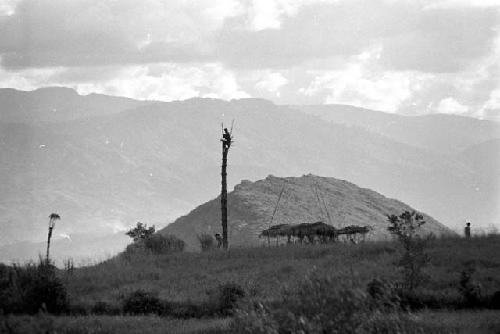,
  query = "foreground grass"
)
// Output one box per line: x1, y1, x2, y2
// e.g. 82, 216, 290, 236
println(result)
2, 311, 499, 334
2, 236, 500, 333
416, 310, 500, 334
65, 235, 500, 306
0, 315, 230, 334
